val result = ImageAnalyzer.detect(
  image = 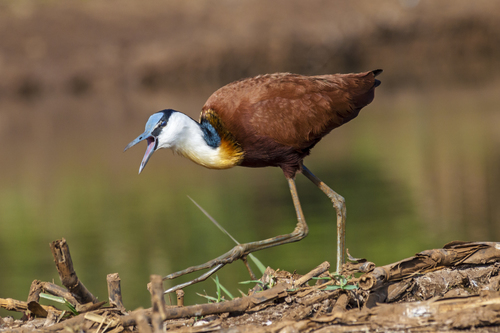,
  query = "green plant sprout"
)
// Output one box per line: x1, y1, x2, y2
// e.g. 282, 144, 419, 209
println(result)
39, 292, 79, 316
239, 273, 276, 290
196, 275, 234, 303
313, 274, 358, 291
